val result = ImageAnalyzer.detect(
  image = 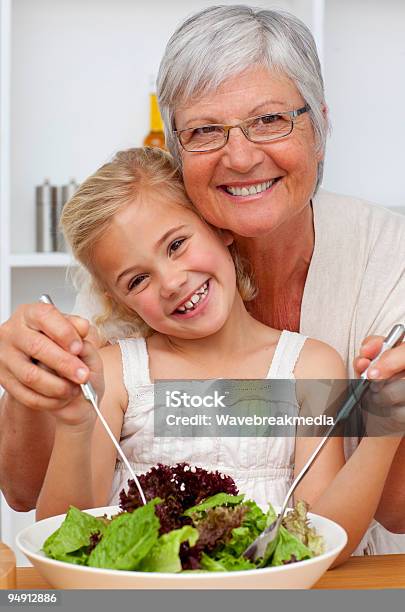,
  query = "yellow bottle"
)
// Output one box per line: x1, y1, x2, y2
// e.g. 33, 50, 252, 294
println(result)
143, 80, 165, 149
